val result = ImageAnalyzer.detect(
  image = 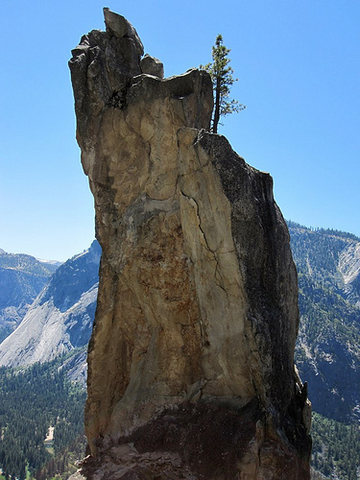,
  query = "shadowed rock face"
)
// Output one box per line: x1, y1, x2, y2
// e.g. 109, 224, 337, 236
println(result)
69, 9, 311, 479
